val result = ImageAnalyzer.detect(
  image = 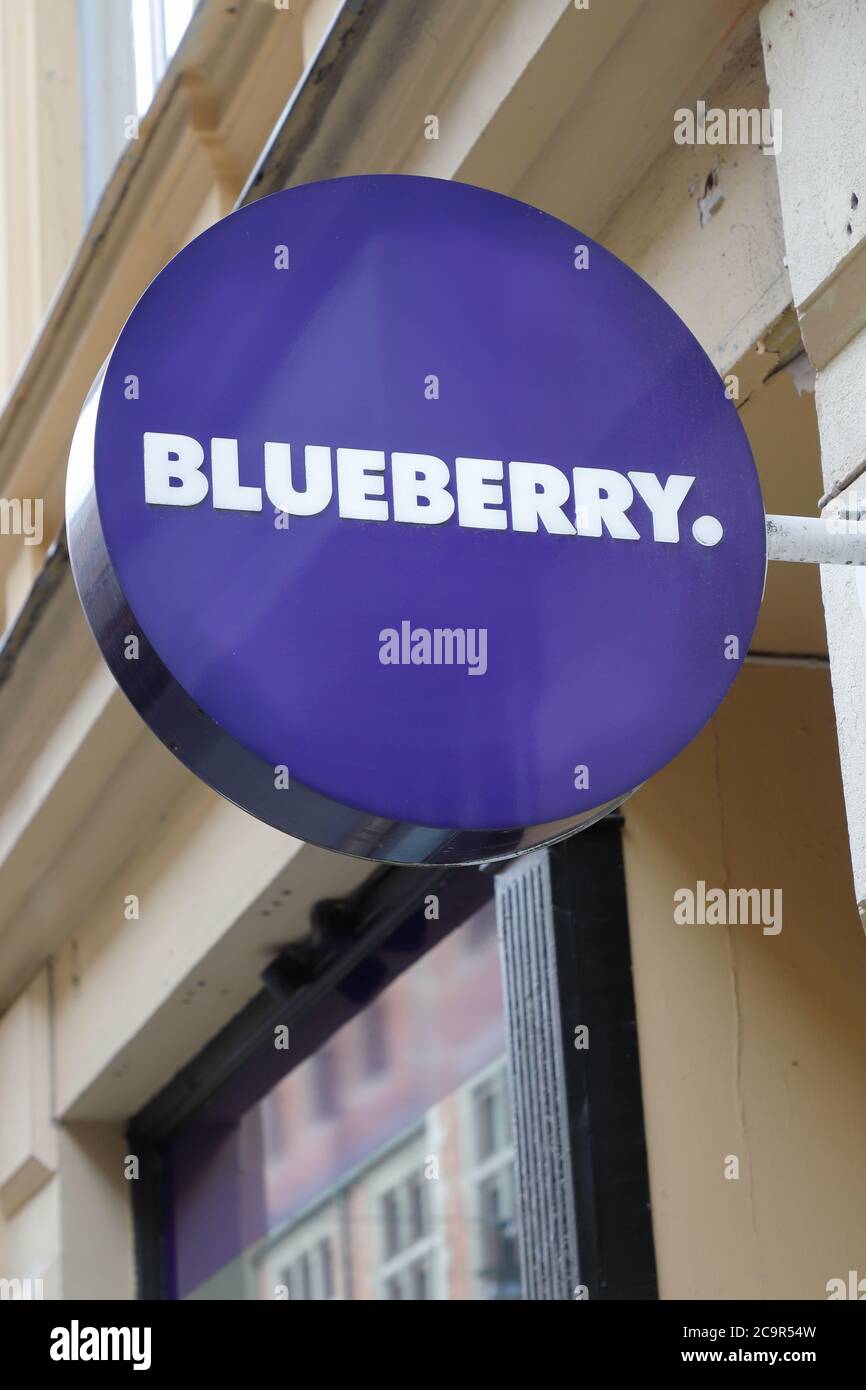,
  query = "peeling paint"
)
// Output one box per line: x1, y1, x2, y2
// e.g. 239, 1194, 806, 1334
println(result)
698, 168, 724, 226
784, 350, 816, 395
